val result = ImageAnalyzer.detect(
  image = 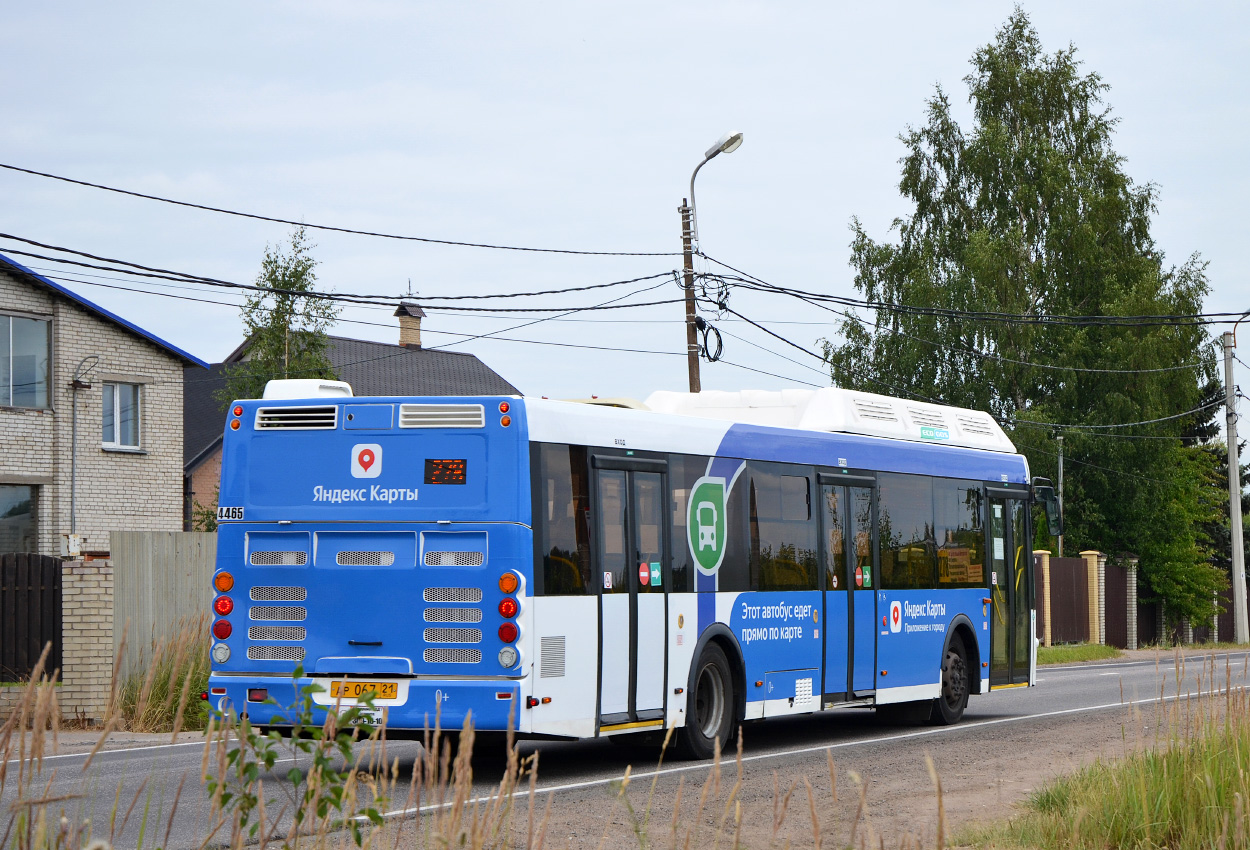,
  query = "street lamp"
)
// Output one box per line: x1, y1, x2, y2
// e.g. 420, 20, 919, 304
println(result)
681, 130, 743, 393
